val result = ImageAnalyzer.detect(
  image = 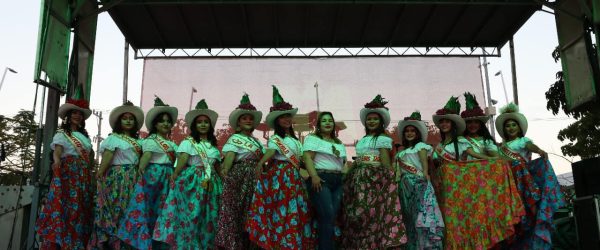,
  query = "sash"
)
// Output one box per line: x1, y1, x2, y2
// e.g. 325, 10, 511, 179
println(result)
465, 136, 485, 152
153, 135, 176, 164
229, 134, 264, 159
357, 154, 381, 164
187, 137, 214, 182
60, 130, 90, 163
435, 145, 458, 162
500, 144, 527, 163
396, 158, 423, 177
271, 135, 301, 169
114, 133, 142, 157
